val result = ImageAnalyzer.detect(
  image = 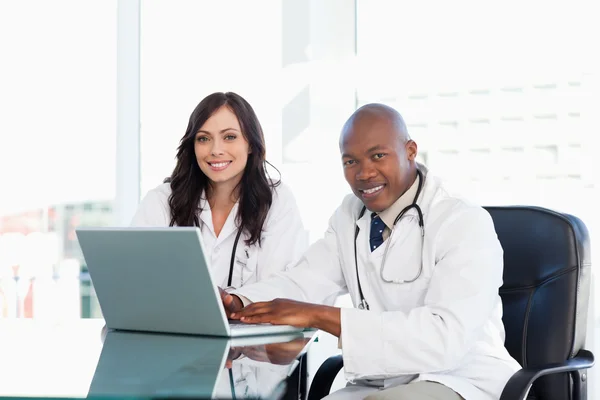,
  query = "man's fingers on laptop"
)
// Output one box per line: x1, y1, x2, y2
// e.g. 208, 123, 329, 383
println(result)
232, 299, 314, 327
231, 301, 269, 318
